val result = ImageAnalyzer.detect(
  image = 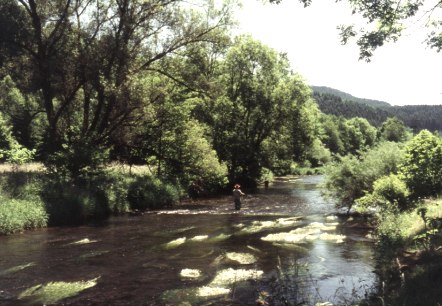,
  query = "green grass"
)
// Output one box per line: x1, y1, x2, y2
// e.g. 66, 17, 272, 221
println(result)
377, 199, 442, 245
0, 197, 48, 235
